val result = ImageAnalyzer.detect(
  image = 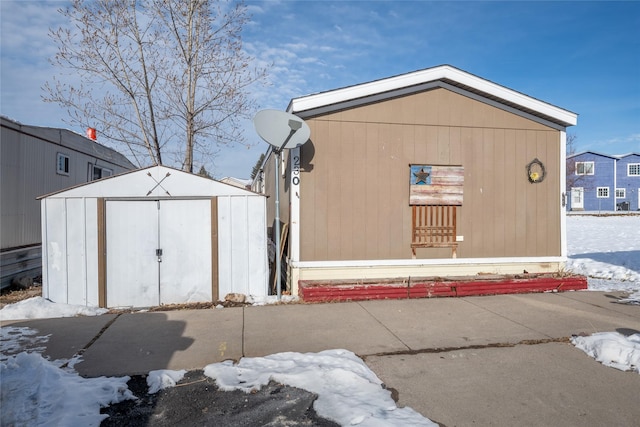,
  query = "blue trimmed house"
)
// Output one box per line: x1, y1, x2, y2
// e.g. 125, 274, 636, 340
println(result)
616, 153, 640, 211
566, 151, 640, 211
